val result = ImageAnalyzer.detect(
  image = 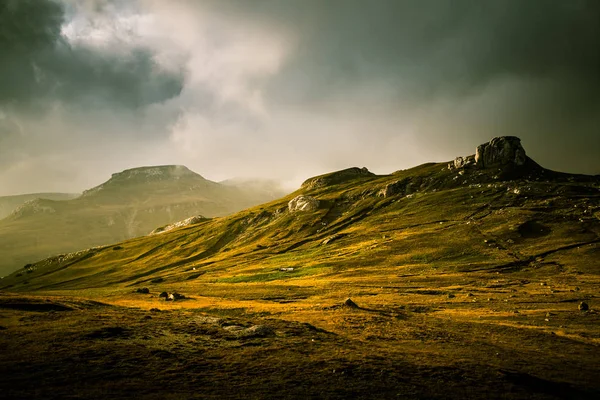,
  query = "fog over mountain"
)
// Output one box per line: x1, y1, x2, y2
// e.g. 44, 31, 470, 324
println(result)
1, 0, 598, 195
